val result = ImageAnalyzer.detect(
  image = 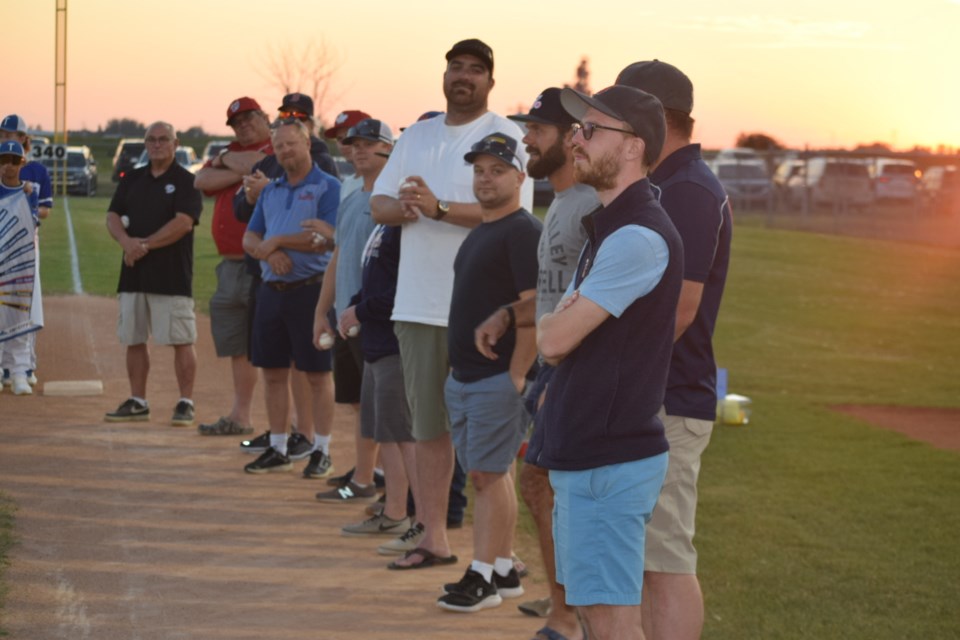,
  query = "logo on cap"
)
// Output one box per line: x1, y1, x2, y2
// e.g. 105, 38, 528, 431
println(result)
532, 95, 544, 110
335, 112, 349, 125
230, 100, 241, 114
